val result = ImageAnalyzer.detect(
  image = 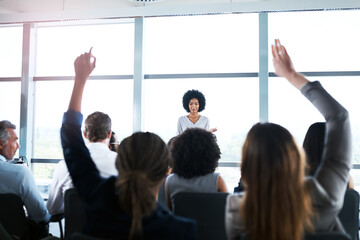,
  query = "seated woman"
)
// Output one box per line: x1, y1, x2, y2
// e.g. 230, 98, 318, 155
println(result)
166, 128, 228, 210
225, 39, 351, 240
303, 122, 354, 188
61, 49, 197, 239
